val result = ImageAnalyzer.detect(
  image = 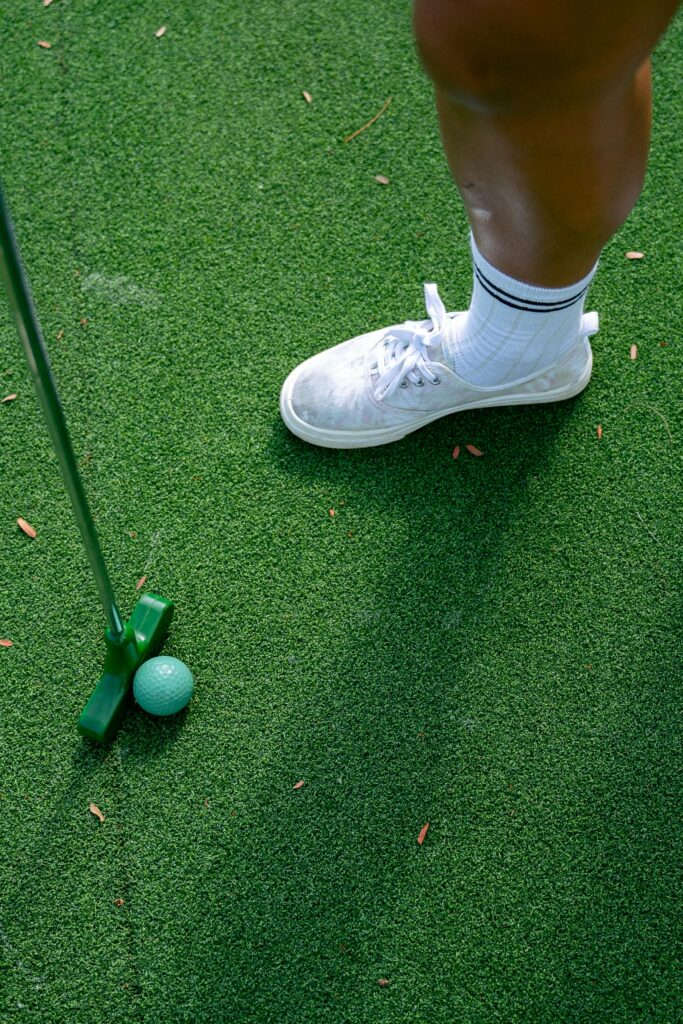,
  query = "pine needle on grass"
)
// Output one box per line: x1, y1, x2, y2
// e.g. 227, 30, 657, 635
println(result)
344, 97, 392, 143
